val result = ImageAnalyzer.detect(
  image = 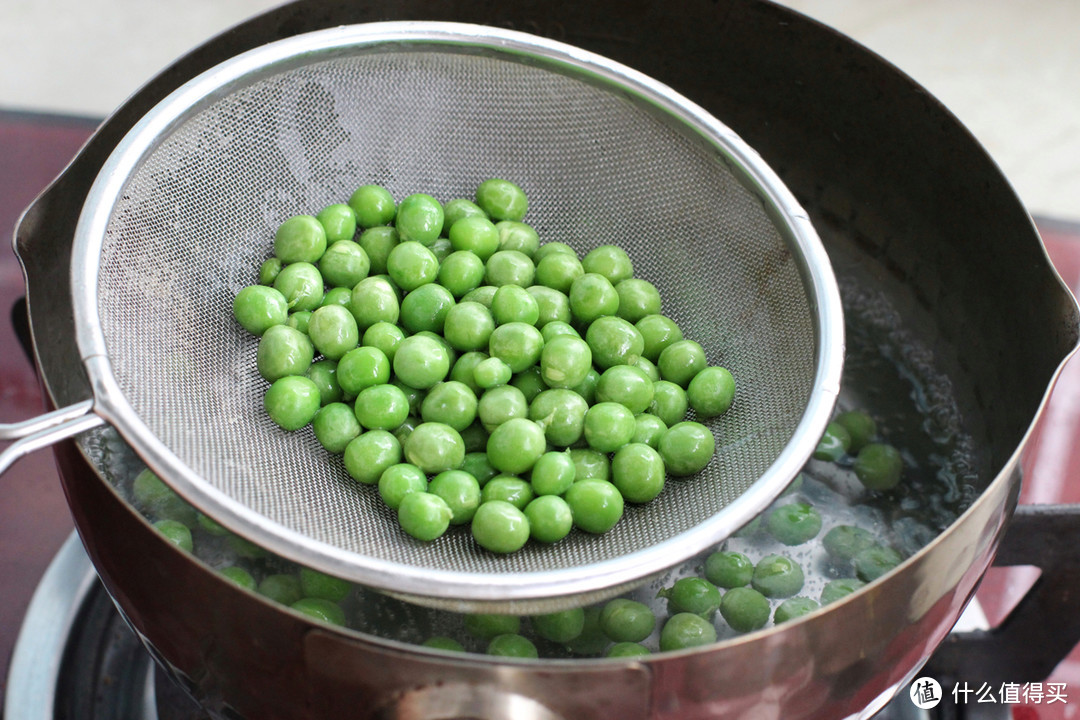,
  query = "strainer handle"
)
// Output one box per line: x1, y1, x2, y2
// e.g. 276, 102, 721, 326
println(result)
0, 400, 105, 476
